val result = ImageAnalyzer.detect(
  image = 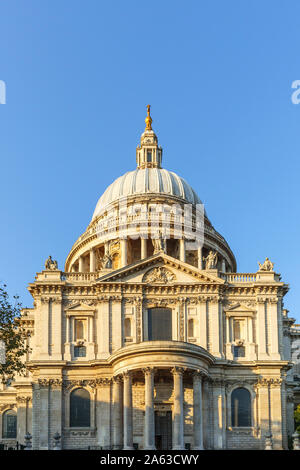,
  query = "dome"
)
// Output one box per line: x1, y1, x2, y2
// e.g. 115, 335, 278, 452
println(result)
65, 107, 237, 274
92, 167, 202, 220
